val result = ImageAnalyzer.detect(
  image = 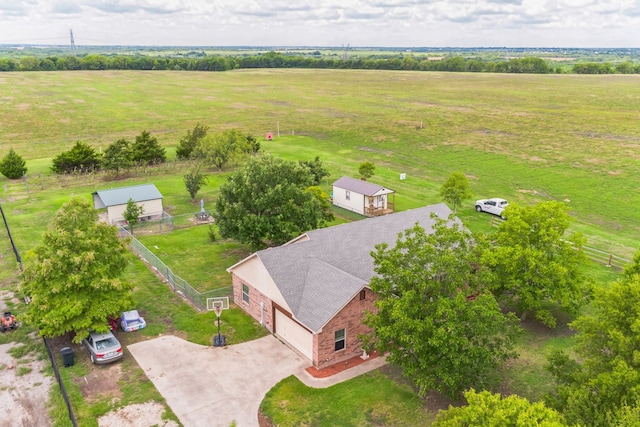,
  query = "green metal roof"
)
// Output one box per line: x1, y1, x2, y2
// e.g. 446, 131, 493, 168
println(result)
93, 184, 163, 207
